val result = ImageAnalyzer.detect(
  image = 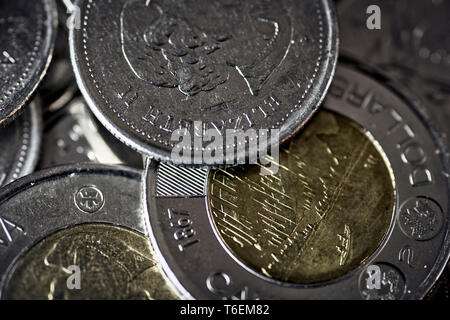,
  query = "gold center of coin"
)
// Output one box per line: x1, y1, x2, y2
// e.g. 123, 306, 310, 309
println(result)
3, 224, 178, 300
208, 110, 395, 284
